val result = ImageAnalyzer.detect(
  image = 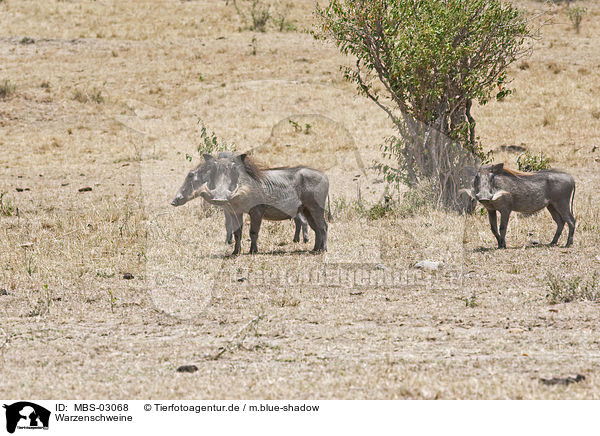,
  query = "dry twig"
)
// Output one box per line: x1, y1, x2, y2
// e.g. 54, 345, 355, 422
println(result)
207, 313, 264, 360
